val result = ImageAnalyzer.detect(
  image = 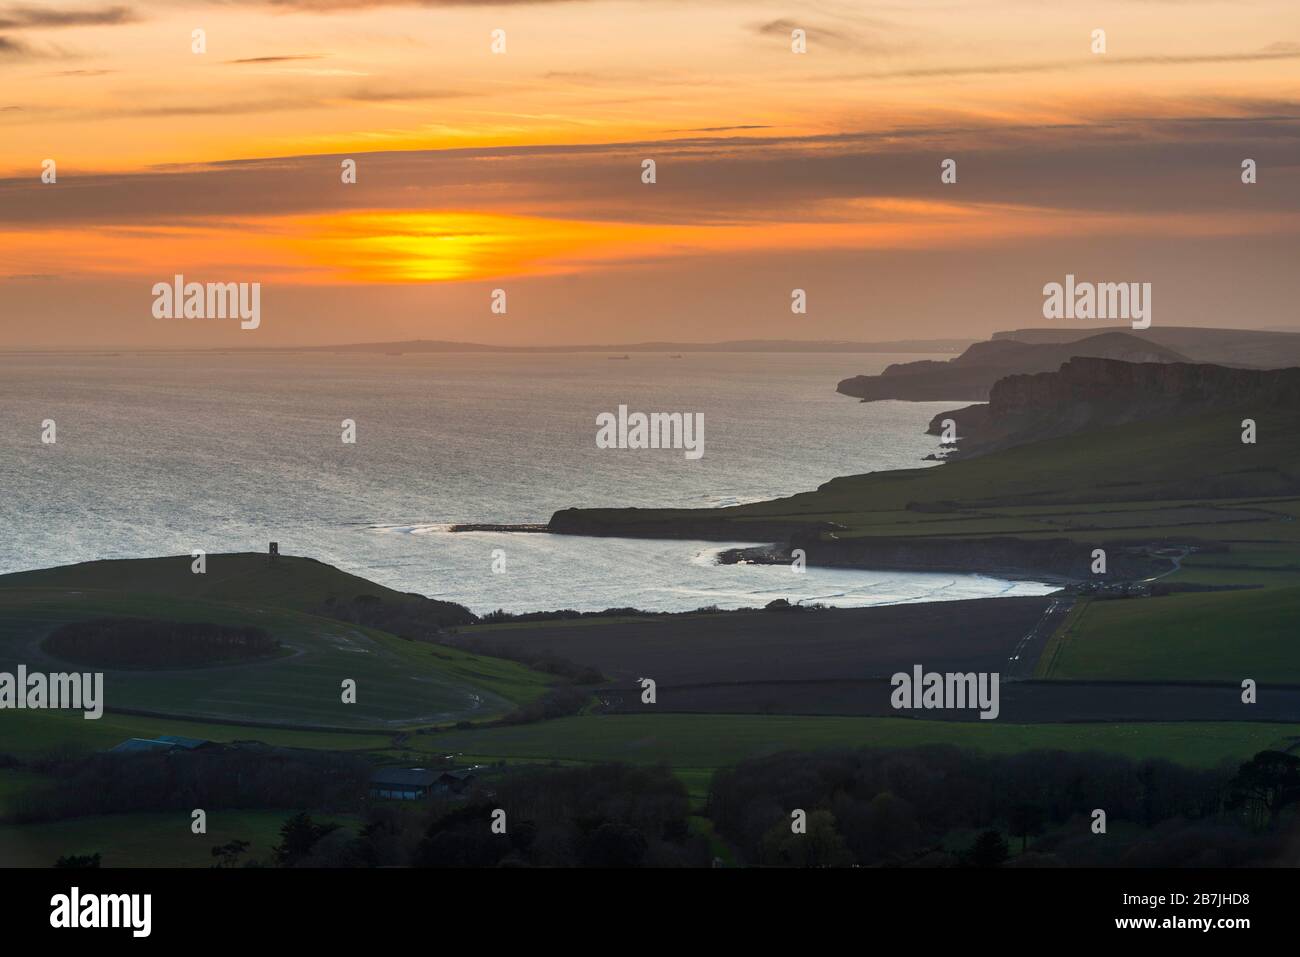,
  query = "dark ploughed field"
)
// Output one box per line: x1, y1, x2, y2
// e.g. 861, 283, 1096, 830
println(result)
457, 597, 1053, 716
